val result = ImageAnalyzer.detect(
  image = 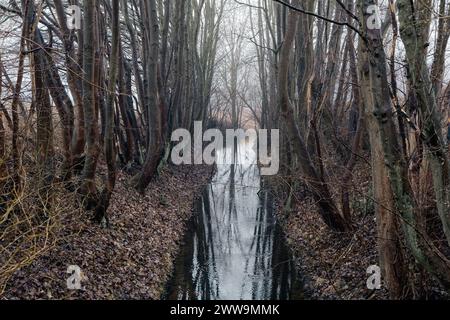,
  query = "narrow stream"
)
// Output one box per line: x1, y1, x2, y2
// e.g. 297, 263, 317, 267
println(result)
165, 138, 303, 300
